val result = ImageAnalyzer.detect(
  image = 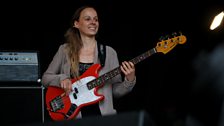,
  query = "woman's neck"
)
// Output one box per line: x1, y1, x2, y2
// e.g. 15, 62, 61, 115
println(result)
80, 35, 96, 49
82, 40, 96, 49
79, 37, 96, 63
